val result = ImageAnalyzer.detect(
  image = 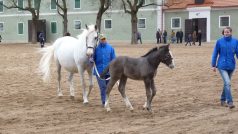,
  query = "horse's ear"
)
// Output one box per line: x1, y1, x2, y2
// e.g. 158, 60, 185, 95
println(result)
95, 25, 97, 31
85, 24, 88, 30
